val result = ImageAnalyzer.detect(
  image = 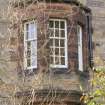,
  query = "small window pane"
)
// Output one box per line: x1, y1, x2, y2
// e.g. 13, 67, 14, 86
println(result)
61, 57, 65, 65
27, 41, 31, 50
50, 48, 54, 55
26, 24, 29, 32
55, 21, 59, 28
27, 50, 31, 58
29, 32, 34, 40
30, 23, 35, 33
49, 29, 54, 37
60, 21, 65, 29
55, 48, 59, 55
50, 56, 53, 64
49, 38, 53, 46
49, 21, 54, 28
26, 32, 29, 40
26, 22, 36, 40
55, 39, 59, 46
27, 59, 31, 67
61, 48, 65, 56
55, 29, 59, 37
55, 57, 59, 64
60, 39, 65, 47
31, 57, 37, 67
60, 30, 65, 37
31, 41, 37, 56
